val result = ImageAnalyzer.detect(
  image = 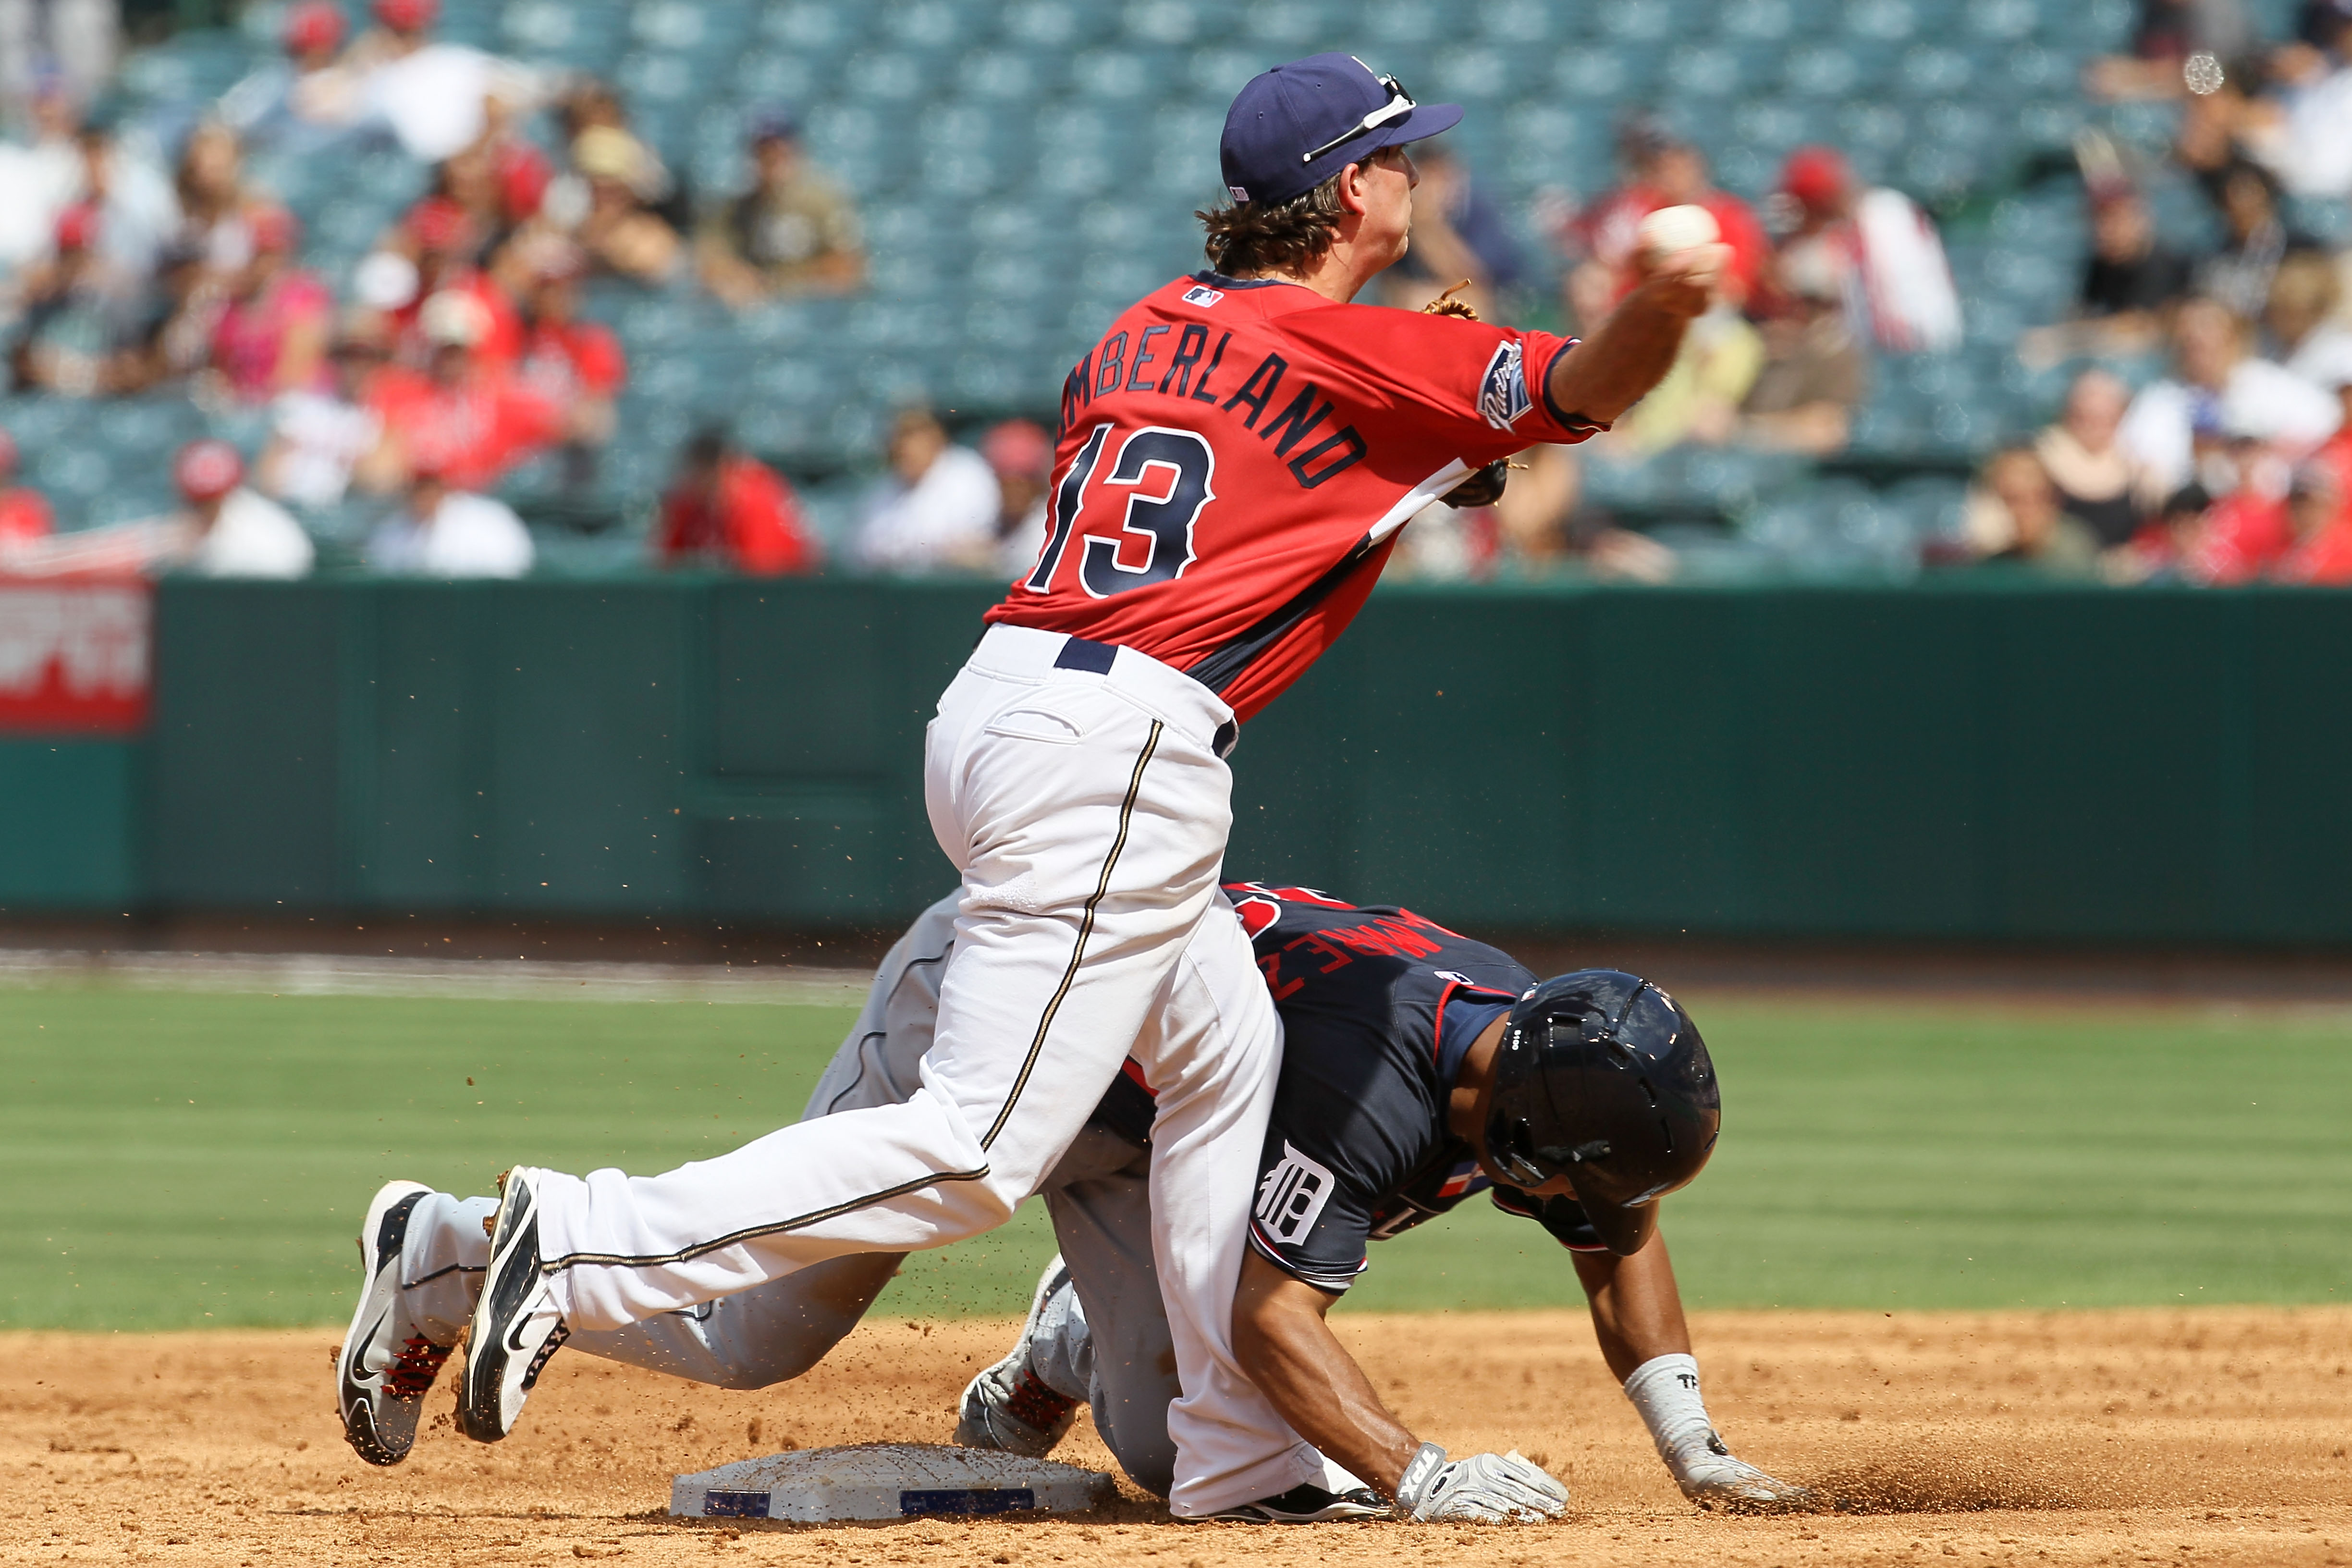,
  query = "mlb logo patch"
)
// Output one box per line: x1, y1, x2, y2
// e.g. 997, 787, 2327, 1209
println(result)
1478, 340, 1532, 431
1182, 284, 1225, 307
1255, 1140, 1335, 1245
